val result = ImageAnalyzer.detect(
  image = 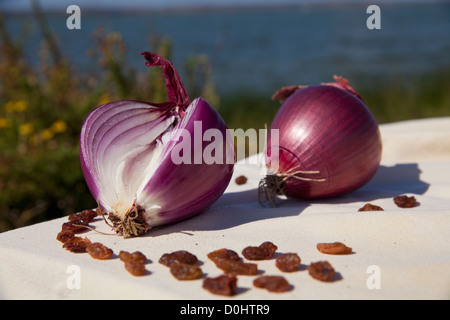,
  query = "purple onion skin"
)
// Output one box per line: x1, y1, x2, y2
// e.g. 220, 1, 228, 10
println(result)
267, 85, 382, 199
